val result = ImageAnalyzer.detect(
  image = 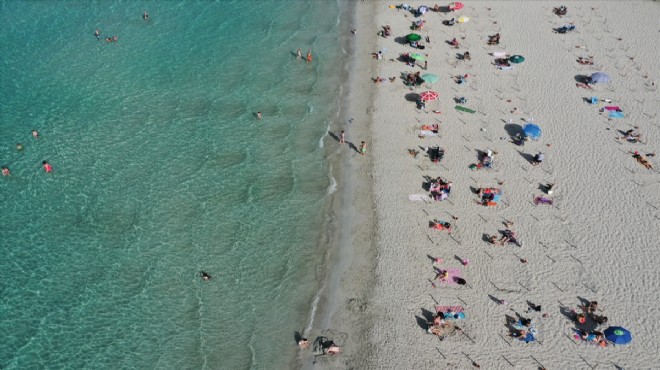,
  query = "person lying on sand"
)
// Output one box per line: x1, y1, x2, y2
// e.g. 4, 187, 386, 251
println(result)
577, 57, 594, 65
430, 220, 452, 232
449, 38, 460, 48
487, 33, 500, 45
494, 58, 510, 67
533, 196, 554, 206
372, 76, 396, 84
632, 151, 653, 169
576, 82, 594, 90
